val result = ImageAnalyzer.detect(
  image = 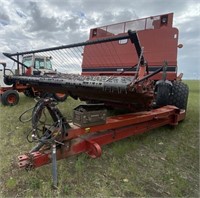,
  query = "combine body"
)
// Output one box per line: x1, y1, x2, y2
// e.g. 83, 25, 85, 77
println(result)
2, 13, 189, 188
82, 13, 178, 80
